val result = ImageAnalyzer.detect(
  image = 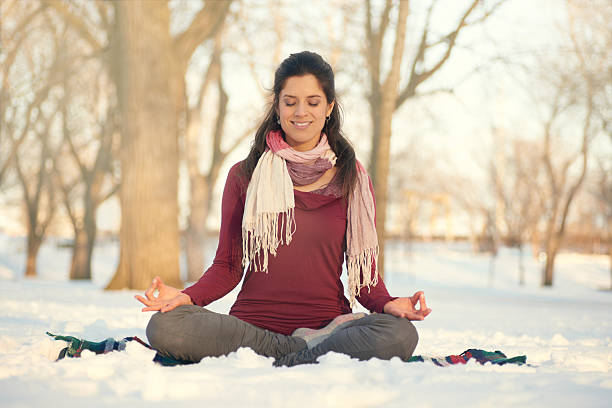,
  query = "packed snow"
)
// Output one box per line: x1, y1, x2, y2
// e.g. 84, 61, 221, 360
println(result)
0, 234, 610, 407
